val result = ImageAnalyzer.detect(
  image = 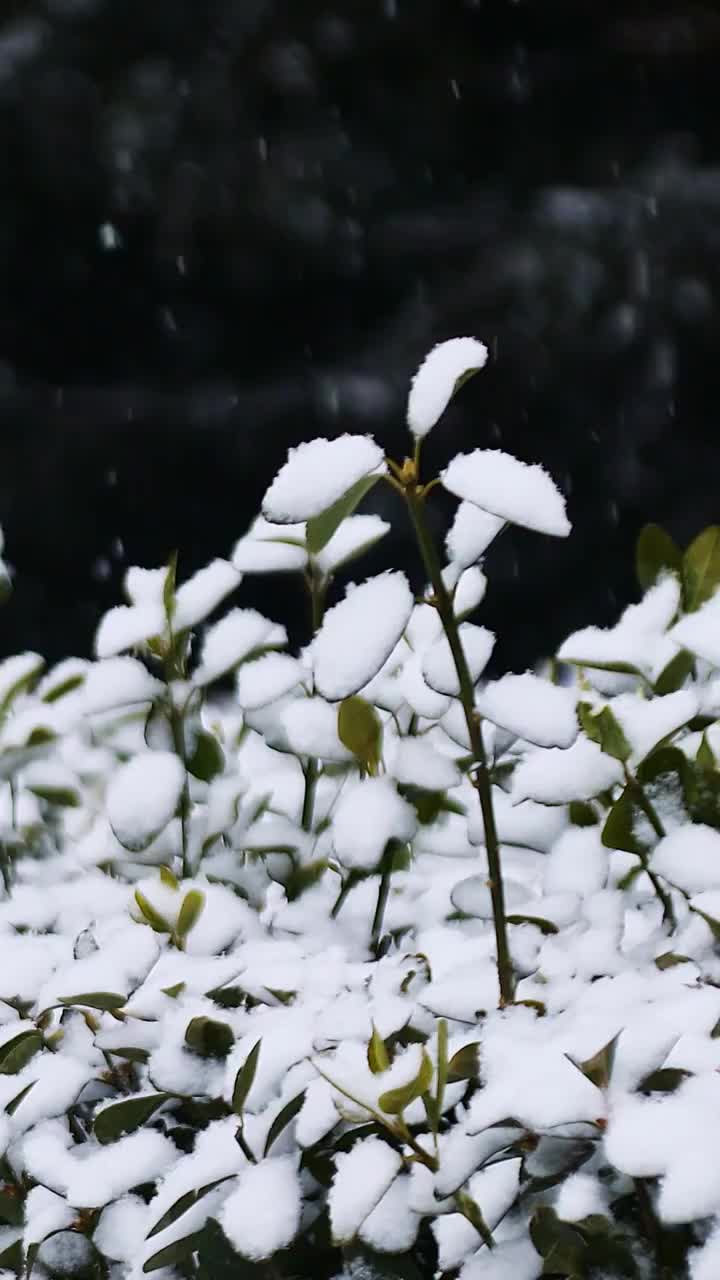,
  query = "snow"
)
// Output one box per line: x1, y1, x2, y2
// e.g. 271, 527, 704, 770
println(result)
468, 1157, 521, 1228
433, 1214, 481, 1271
671, 595, 720, 666
107, 751, 185, 850
219, 1157, 301, 1259
359, 1174, 418, 1253
650, 824, 720, 895
236, 653, 304, 710
407, 337, 488, 438
559, 573, 682, 681
543, 827, 608, 896
95, 601, 165, 658
422, 623, 495, 696
332, 777, 417, 870
329, 1137, 402, 1241
173, 559, 240, 630
390, 737, 461, 790
262, 435, 385, 524
232, 516, 308, 574
94, 1195, 149, 1263
194, 608, 287, 686
475, 673, 578, 748
280, 696, 353, 762
610, 688, 699, 765
80, 657, 162, 712
442, 449, 571, 538
64, 1130, 177, 1209
446, 502, 504, 568
554, 1172, 607, 1222
0, 652, 43, 705
315, 514, 390, 575
311, 572, 414, 700
453, 565, 487, 618
511, 736, 623, 804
